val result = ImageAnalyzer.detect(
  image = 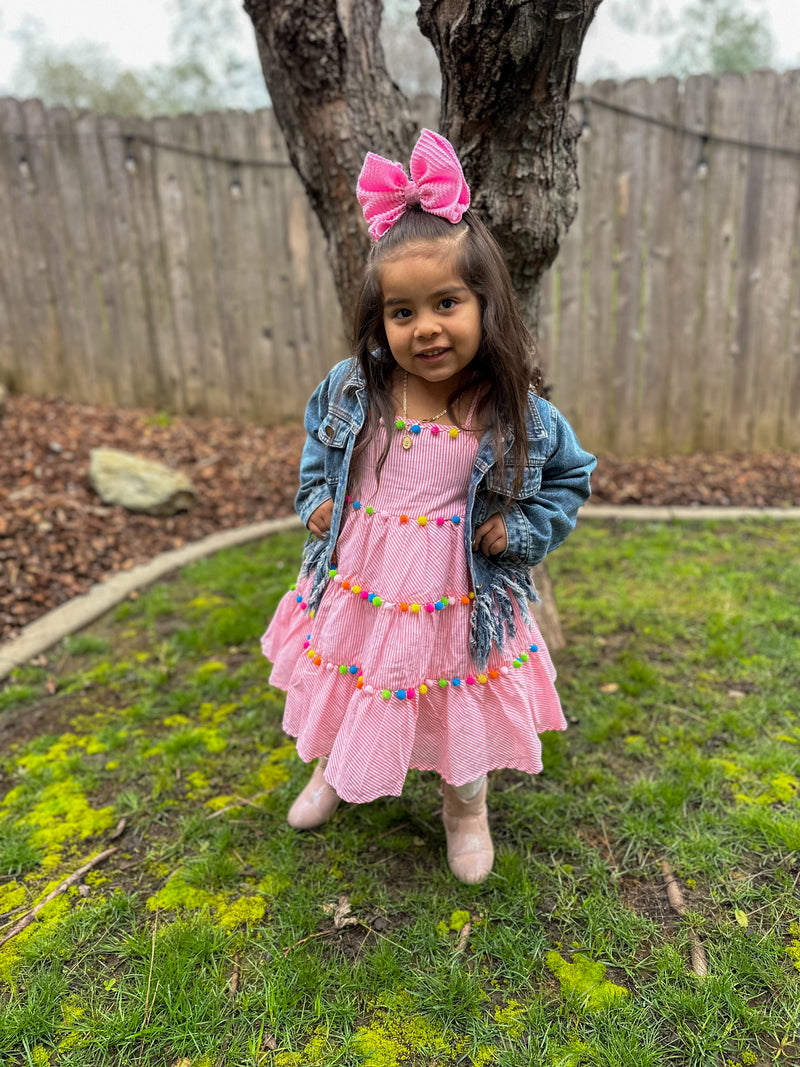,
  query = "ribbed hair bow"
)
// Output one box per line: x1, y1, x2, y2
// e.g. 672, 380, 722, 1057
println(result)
356, 128, 470, 241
